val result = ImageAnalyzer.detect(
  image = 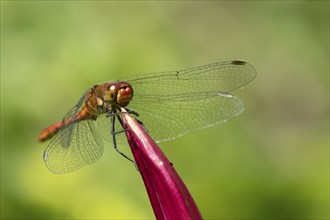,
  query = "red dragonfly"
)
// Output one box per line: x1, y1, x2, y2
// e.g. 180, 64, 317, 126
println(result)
38, 60, 256, 174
